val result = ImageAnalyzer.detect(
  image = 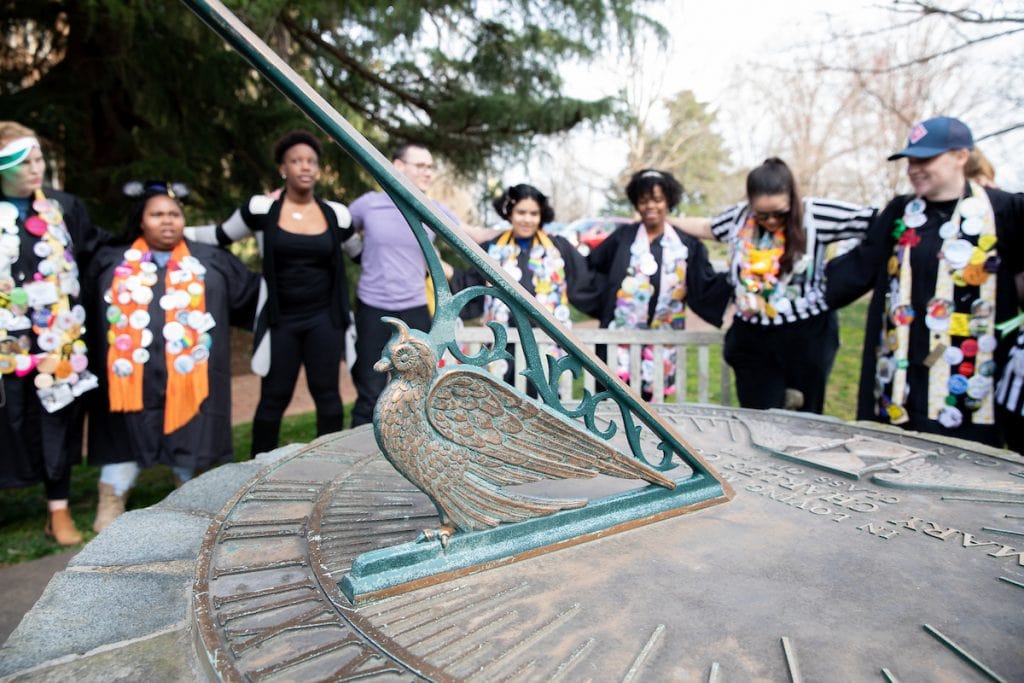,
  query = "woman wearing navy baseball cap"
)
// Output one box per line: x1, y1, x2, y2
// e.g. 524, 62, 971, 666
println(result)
828, 116, 1024, 450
